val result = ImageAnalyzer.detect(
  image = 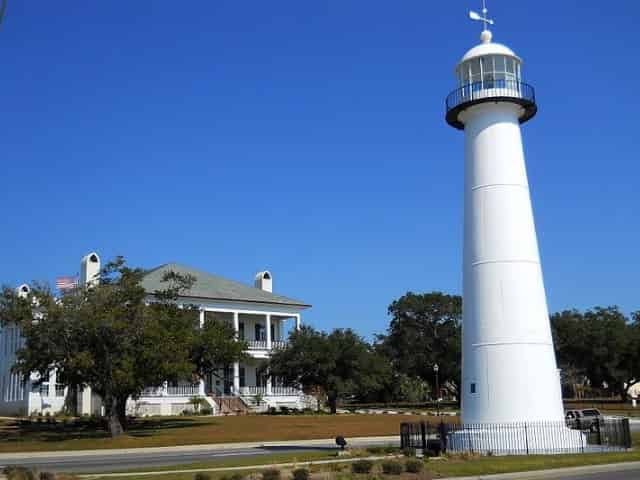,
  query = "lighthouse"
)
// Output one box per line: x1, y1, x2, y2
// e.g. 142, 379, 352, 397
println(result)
445, 7, 564, 425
